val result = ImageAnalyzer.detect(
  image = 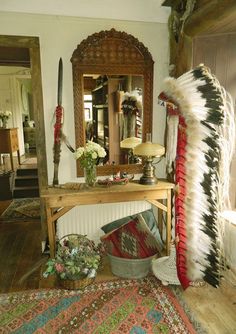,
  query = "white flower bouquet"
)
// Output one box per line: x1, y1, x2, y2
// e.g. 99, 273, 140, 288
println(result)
0, 110, 12, 120
74, 141, 106, 186
74, 141, 106, 169
0, 110, 12, 128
